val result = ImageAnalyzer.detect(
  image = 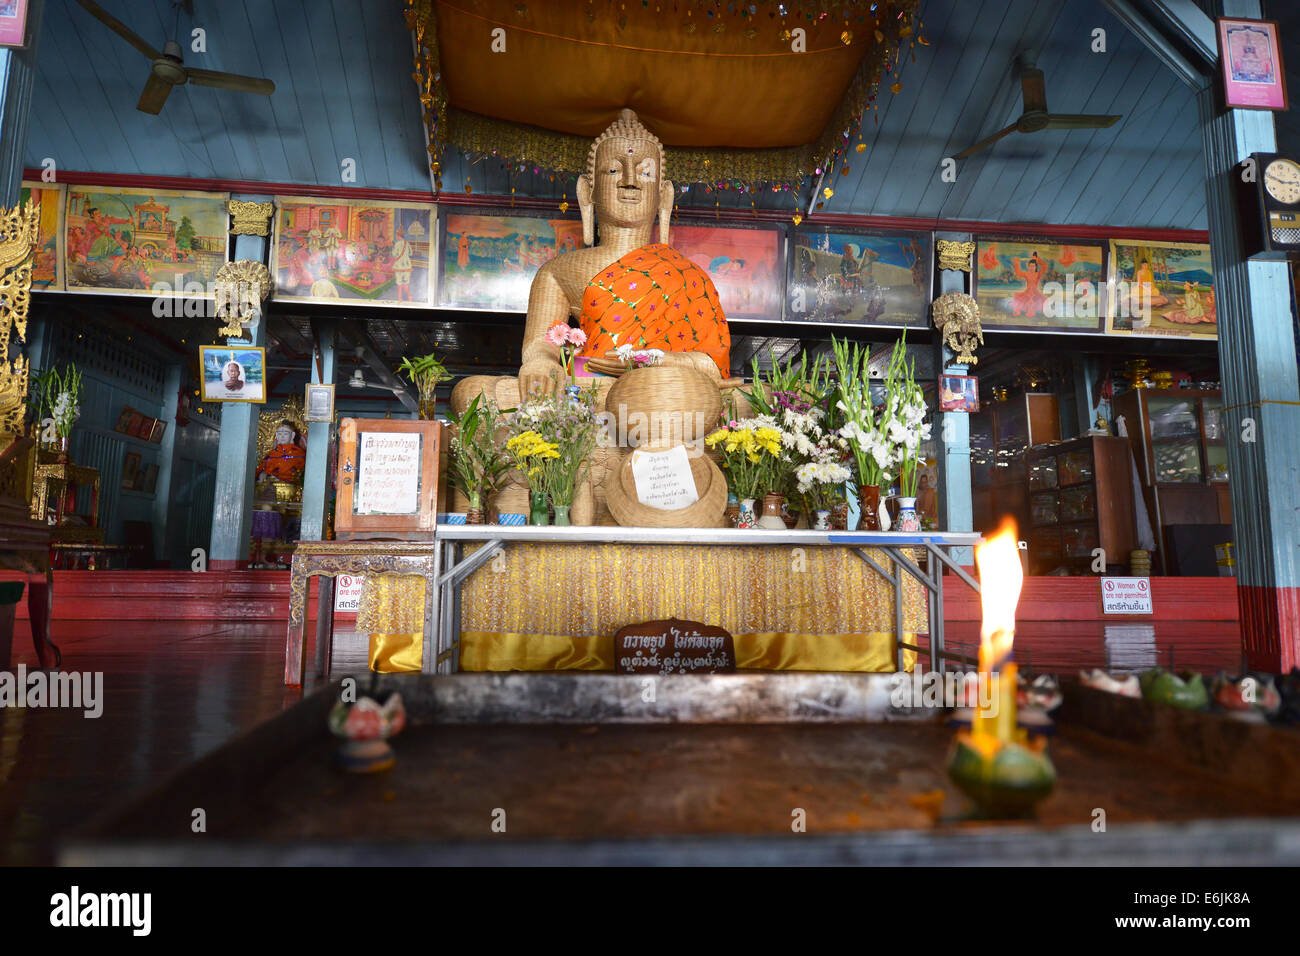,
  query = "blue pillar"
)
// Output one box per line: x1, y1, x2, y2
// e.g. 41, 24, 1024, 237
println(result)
299, 320, 336, 541
208, 226, 269, 569
0, 0, 43, 206
934, 233, 974, 564
151, 364, 182, 566
1198, 0, 1300, 670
